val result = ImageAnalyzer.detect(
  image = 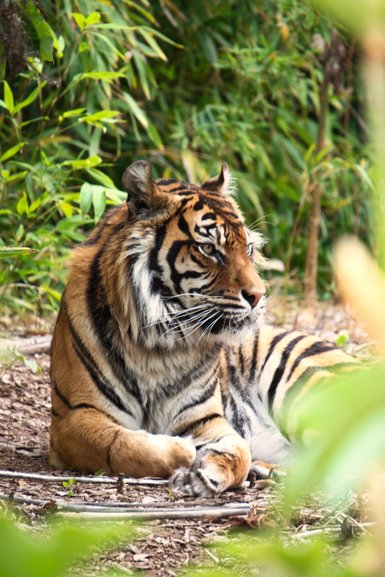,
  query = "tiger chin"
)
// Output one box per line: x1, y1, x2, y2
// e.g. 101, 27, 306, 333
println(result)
50, 160, 357, 497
